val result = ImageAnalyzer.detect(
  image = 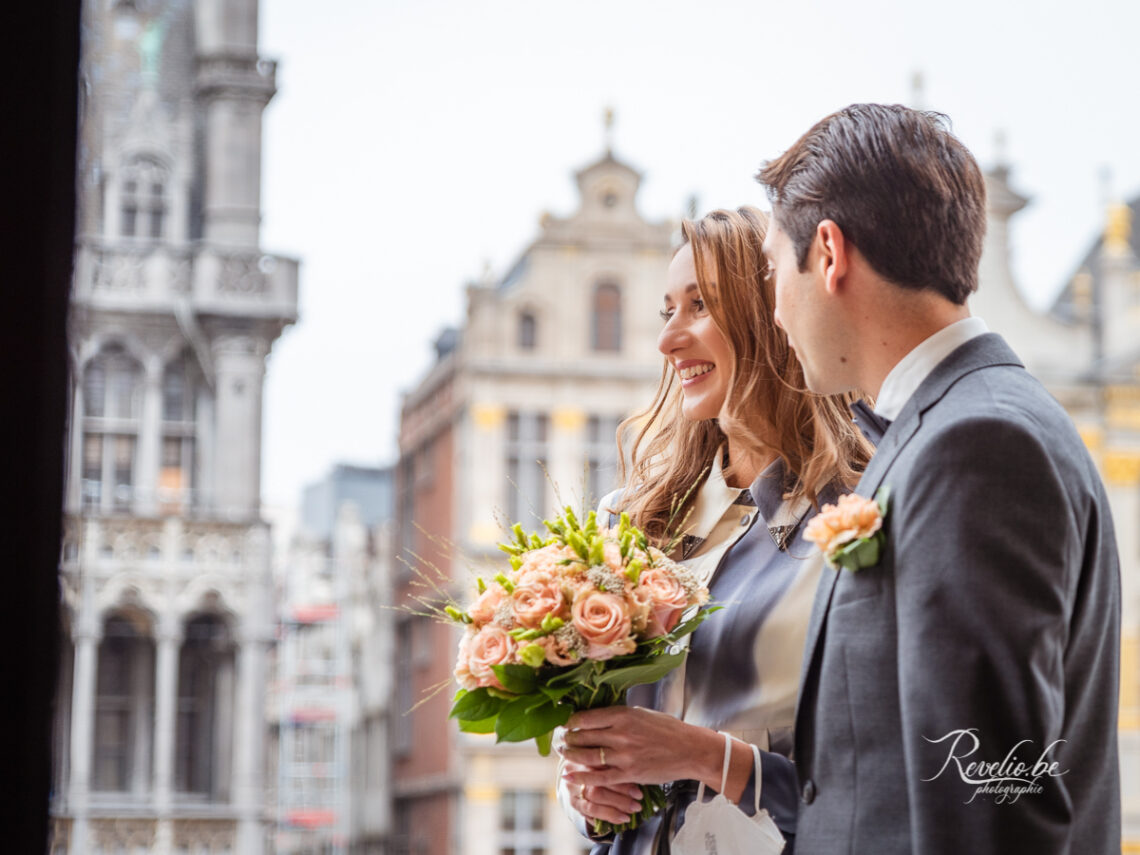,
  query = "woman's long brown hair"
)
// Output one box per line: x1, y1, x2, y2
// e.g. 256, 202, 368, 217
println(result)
616, 207, 872, 544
